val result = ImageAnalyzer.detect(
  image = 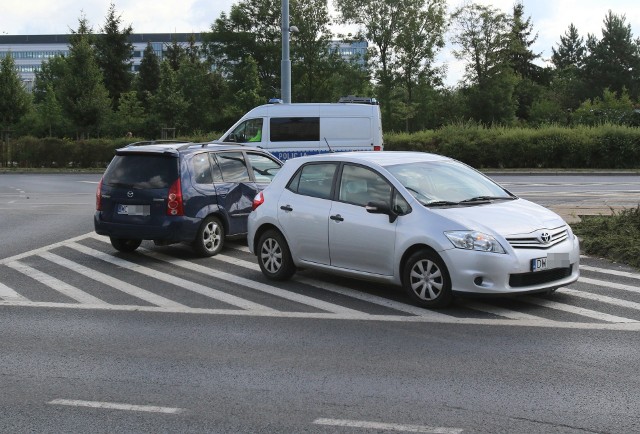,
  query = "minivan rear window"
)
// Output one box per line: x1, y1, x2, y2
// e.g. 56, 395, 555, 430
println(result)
102, 155, 179, 189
